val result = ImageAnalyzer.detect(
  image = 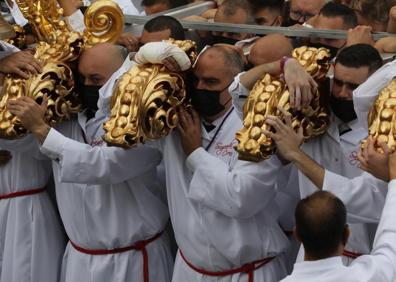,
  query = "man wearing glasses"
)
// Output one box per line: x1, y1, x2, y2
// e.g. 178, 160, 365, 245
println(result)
283, 0, 326, 26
